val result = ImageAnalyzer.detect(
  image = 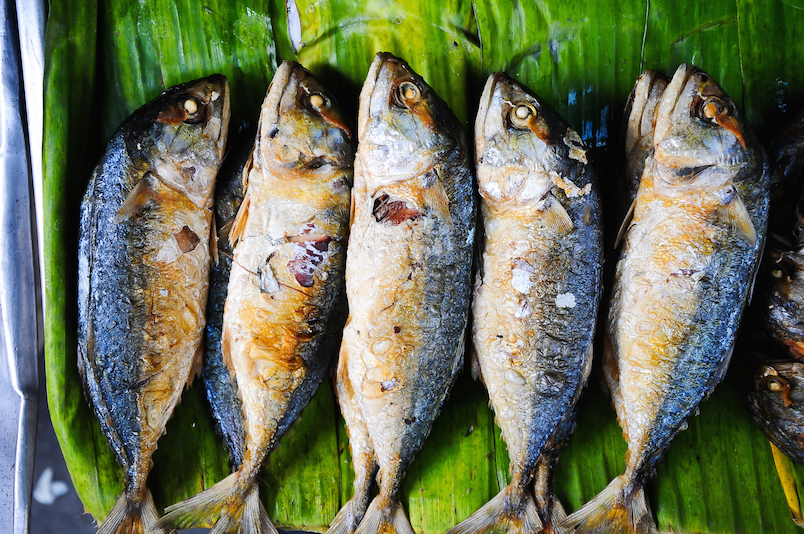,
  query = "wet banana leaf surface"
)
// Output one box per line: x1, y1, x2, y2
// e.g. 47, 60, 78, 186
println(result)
44, 0, 804, 532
